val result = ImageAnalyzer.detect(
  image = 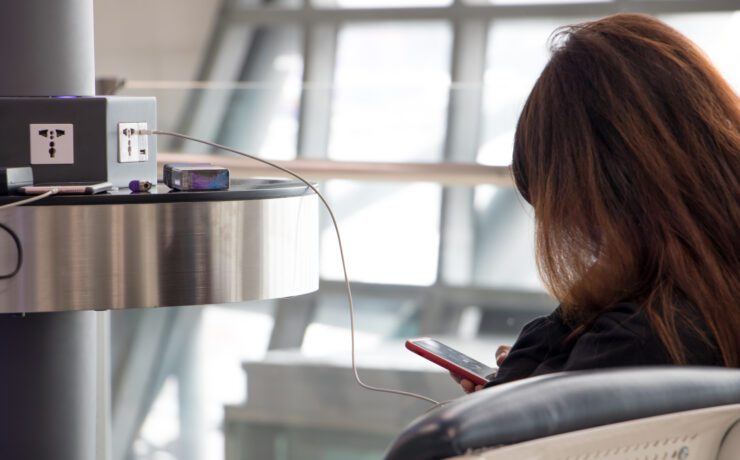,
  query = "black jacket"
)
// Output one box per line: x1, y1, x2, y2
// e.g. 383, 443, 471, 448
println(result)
486, 302, 722, 387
